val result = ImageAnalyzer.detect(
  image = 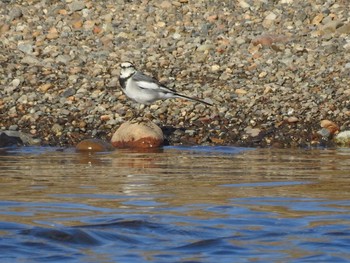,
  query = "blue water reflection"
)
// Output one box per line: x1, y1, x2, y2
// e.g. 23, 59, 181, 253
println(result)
1, 196, 350, 262
166, 145, 253, 155
0, 147, 350, 262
